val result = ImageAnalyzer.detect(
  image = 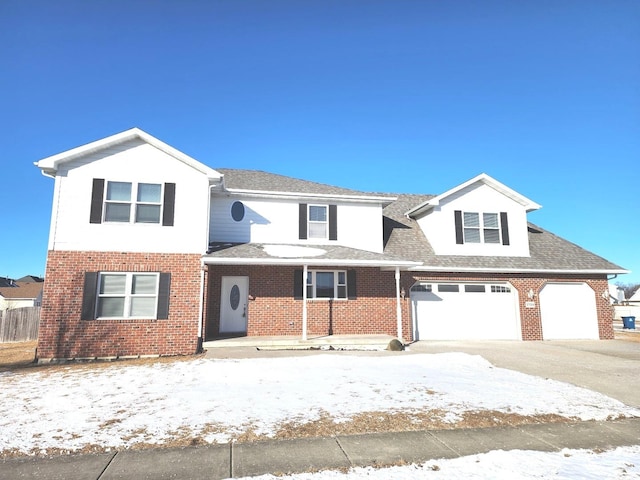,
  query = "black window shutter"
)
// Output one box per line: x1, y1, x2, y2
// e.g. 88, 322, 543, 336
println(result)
298, 204, 308, 240
157, 273, 171, 319
81, 272, 98, 320
89, 179, 105, 224
347, 270, 357, 299
500, 212, 510, 246
454, 210, 464, 244
162, 183, 176, 227
293, 269, 303, 299
329, 205, 337, 241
